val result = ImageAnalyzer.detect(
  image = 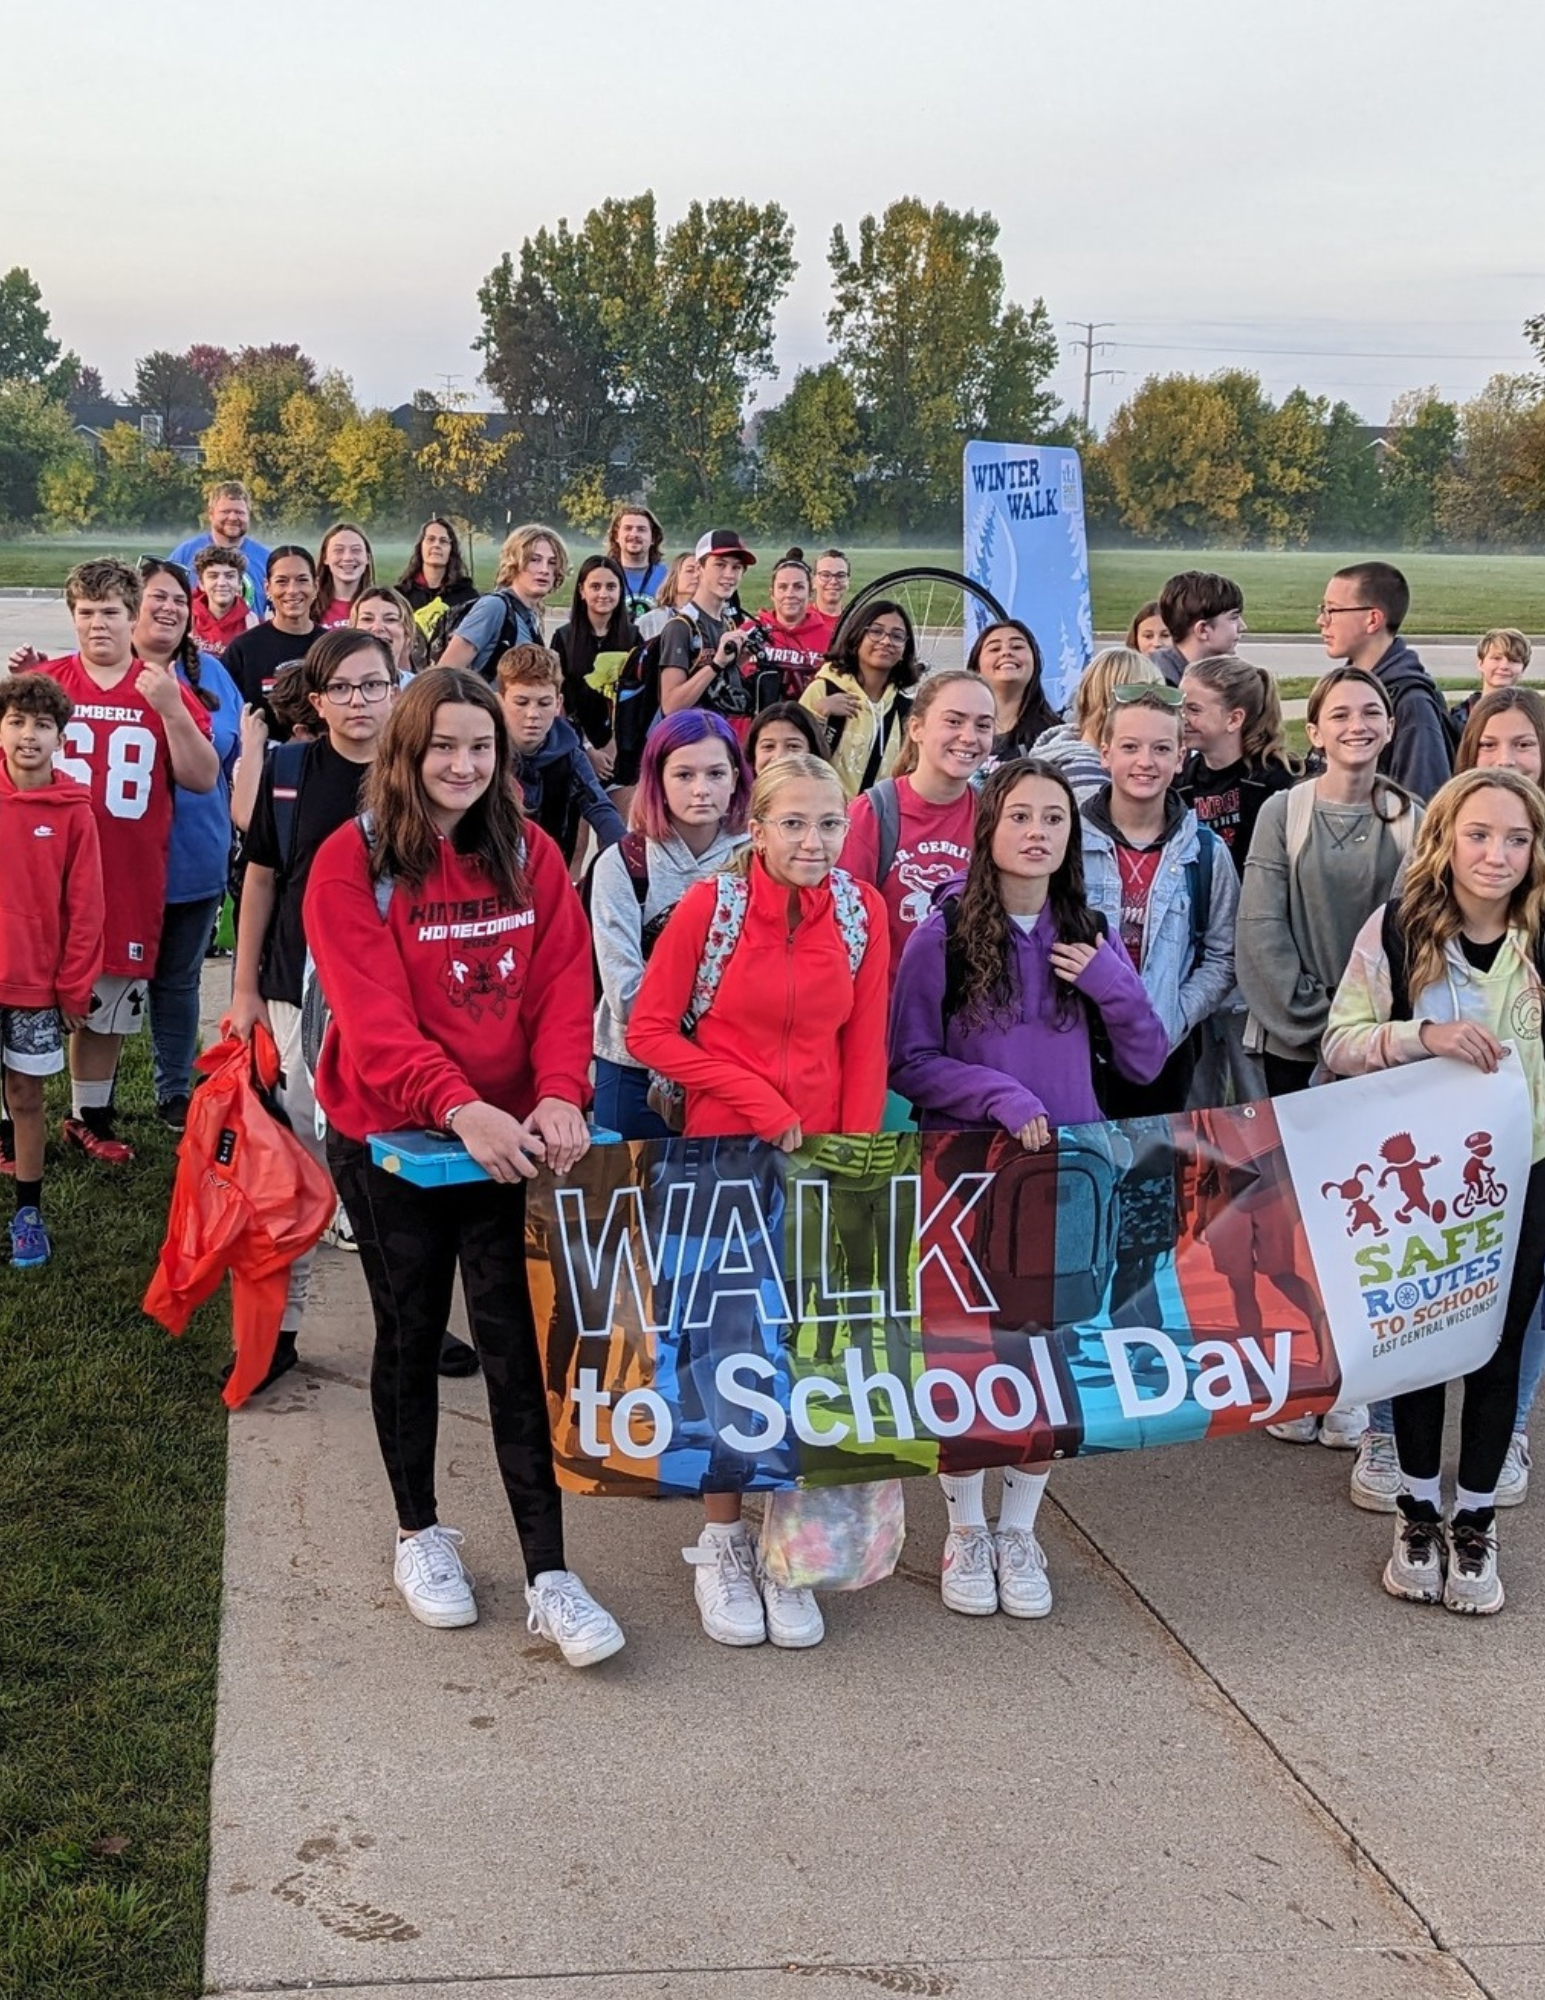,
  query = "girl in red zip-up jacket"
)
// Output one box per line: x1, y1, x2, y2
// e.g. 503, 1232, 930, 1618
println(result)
627, 753, 889, 1652
303, 667, 624, 1670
